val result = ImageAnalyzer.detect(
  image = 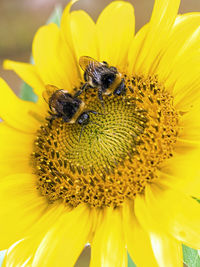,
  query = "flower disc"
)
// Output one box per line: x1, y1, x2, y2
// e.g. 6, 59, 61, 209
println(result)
32, 75, 179, 208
